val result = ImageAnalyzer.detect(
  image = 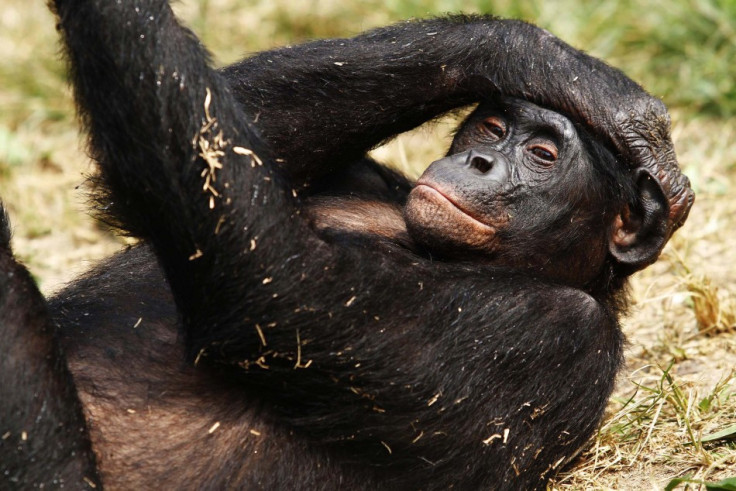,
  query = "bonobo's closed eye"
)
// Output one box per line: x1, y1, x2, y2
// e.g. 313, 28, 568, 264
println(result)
527, 140, 558, 165
479, 116, 506, 140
